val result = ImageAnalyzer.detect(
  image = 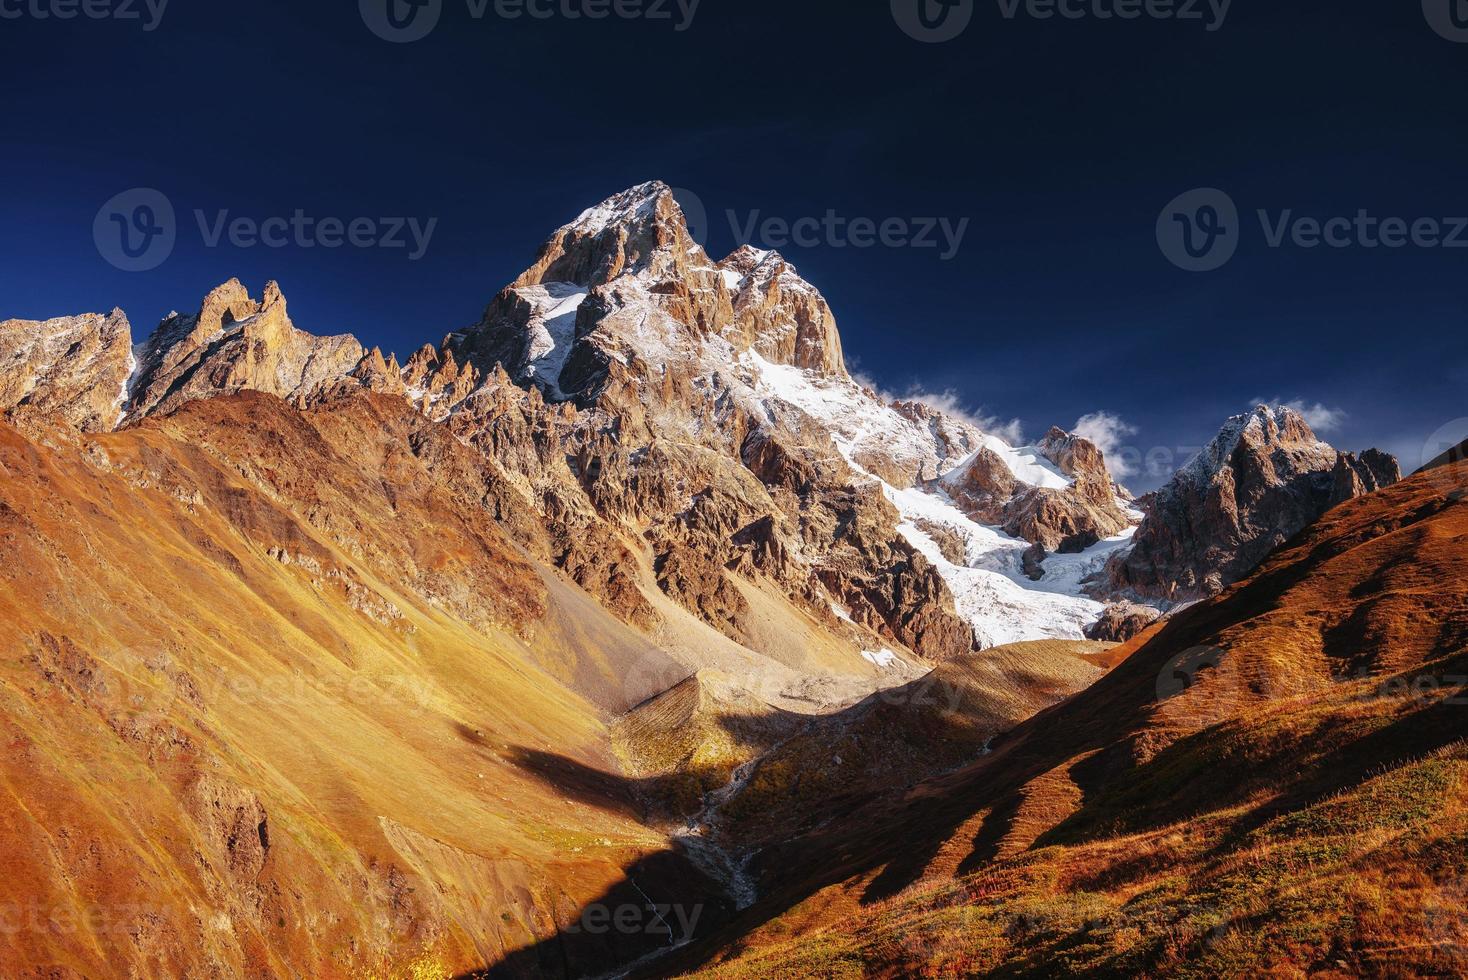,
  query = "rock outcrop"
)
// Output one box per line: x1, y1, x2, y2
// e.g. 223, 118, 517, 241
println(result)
940, 426, 1137, 552
0, 310, 134, 432
1105, 405, 1401, 603
125, 279, 365, 422
1083, 601, 1161, 642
